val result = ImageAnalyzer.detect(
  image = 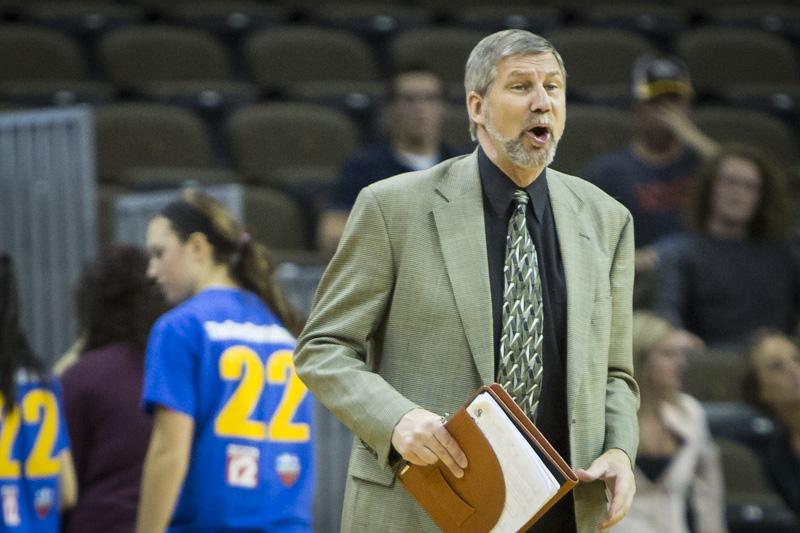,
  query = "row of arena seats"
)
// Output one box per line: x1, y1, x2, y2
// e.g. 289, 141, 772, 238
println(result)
68, 98, 798, 251
85, 100, 796, 185
0, 15, 799, 113
1, 0, 800, 46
